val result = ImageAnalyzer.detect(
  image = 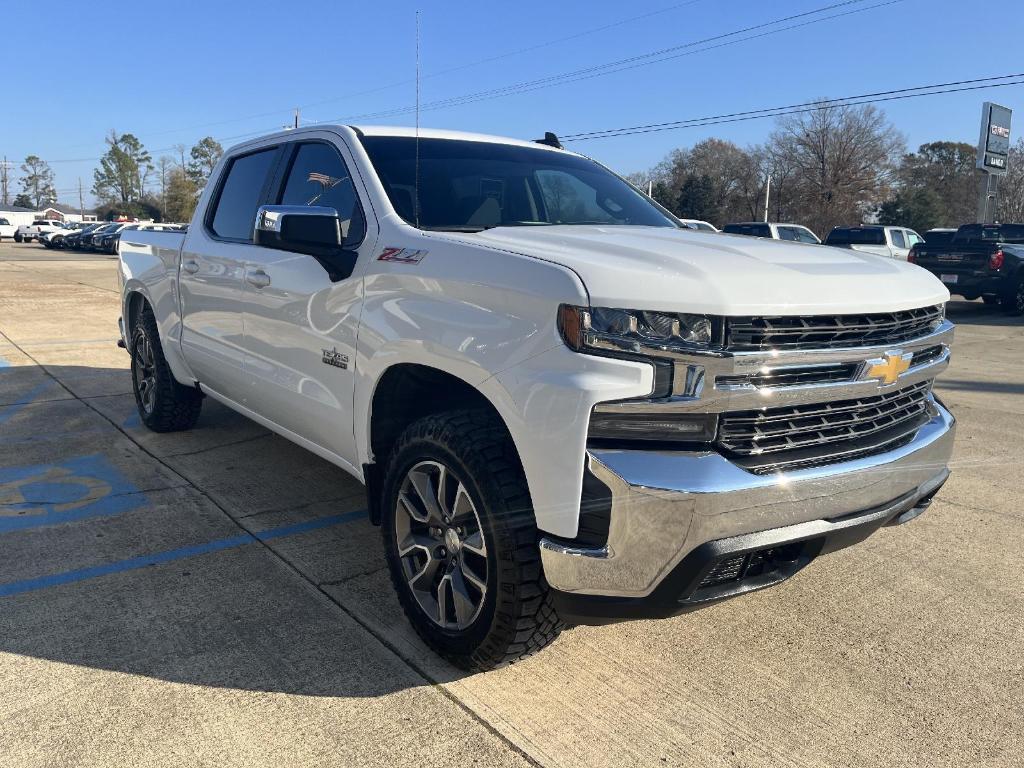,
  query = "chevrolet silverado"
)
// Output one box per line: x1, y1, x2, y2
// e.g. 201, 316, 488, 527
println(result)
117, 125, 955, 669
